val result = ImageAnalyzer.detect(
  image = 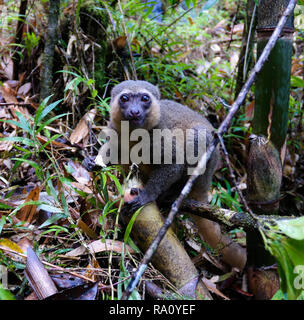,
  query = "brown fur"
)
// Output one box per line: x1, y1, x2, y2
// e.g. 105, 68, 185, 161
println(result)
109, 80, 219, 203
108, 80, 246, 270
